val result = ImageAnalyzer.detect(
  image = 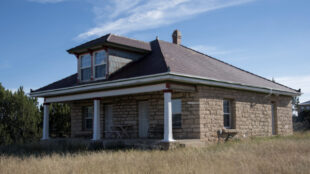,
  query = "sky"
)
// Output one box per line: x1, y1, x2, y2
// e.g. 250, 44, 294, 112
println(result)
0, 0, 309, 102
